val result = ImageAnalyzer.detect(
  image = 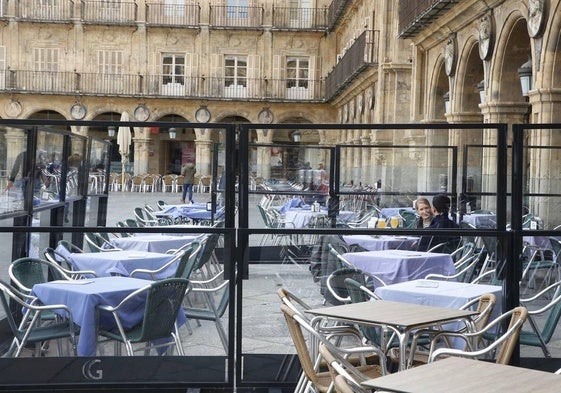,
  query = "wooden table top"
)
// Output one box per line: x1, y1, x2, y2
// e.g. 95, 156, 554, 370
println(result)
362, 357, 561, 393
306, 300, 476, 330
